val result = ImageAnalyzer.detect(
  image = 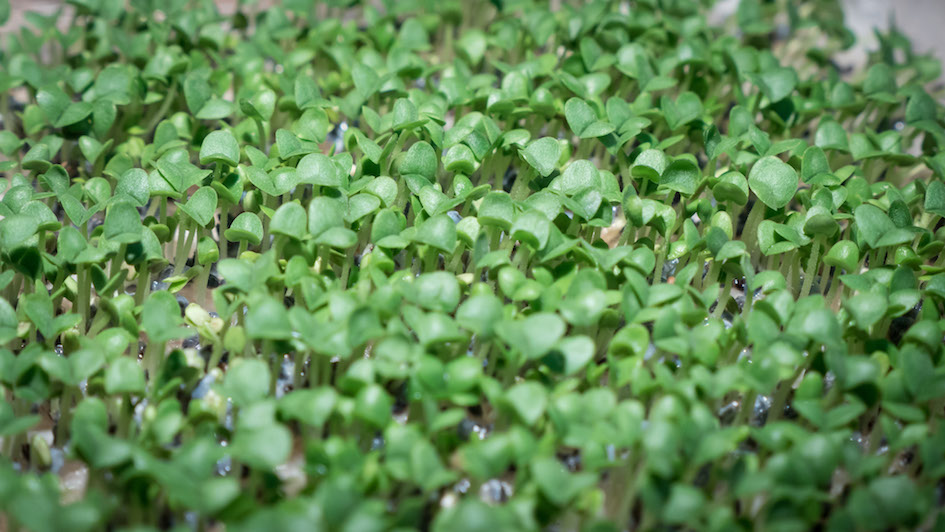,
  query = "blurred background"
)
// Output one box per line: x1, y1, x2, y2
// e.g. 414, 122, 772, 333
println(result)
712, 0, 945, 73
839, 0, 945, 71
2, 0, 944, 75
